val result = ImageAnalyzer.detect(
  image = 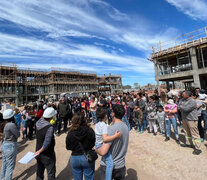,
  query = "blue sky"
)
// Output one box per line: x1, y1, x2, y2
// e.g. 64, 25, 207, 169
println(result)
0, 0, 206, 86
